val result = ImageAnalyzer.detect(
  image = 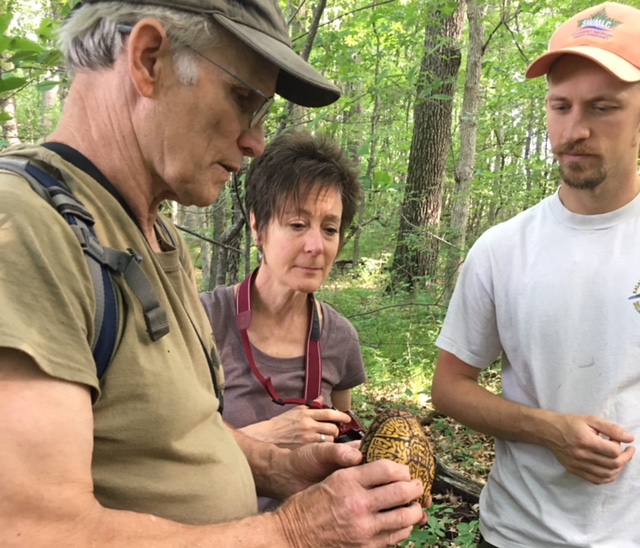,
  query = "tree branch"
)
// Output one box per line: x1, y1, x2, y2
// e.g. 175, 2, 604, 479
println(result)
292, 0, 398, 43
